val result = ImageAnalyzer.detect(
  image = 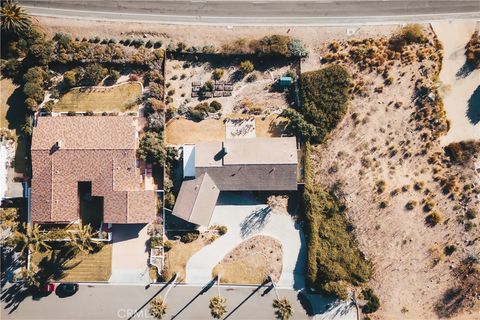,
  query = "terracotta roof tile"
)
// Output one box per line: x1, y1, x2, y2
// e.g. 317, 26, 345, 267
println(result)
31, 116, 155, 224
